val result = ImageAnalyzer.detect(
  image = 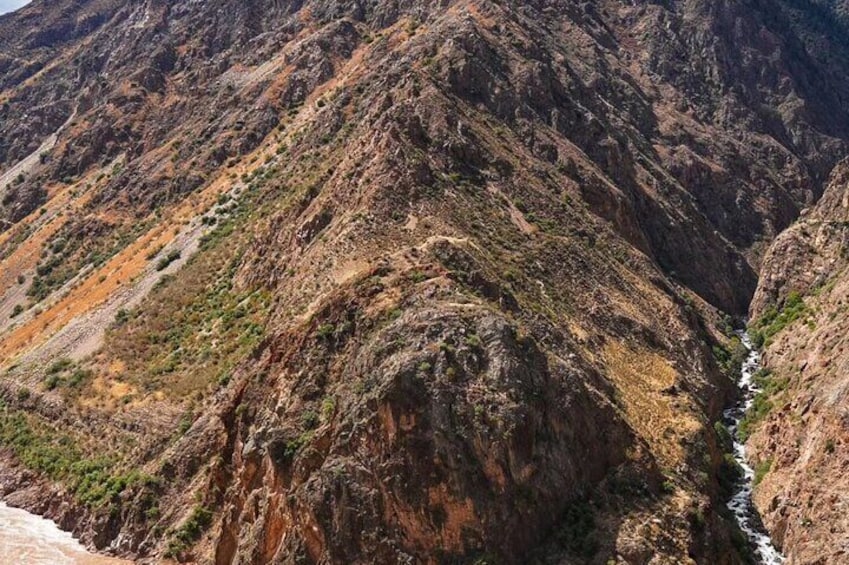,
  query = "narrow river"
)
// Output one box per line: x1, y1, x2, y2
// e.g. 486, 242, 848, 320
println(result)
0, 502, 128, 564
723, 332, 785, 564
